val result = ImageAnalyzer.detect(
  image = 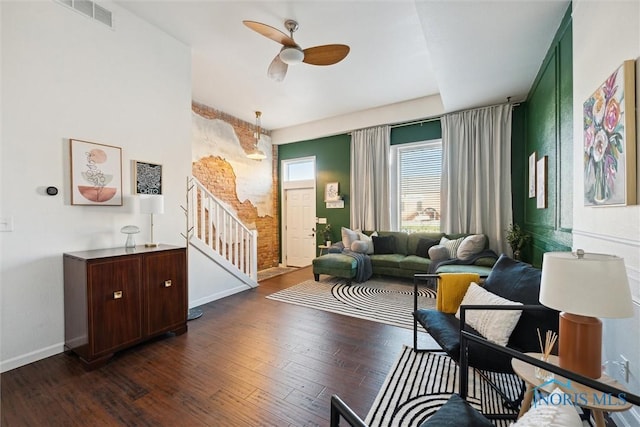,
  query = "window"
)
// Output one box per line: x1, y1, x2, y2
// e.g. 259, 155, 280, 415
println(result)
390, 140, 442, 233
283, 158, 315, 182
